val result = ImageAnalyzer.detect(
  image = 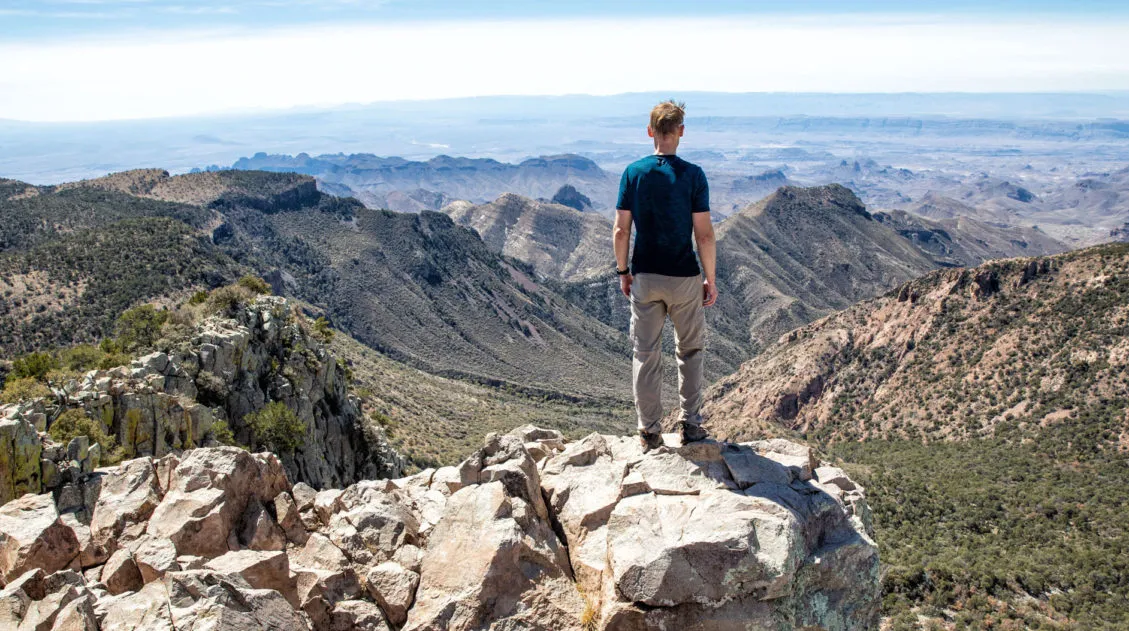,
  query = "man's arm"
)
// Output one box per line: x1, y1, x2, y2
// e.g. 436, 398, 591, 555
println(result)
693, 211, 718, 307
614, 209, 633, 297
